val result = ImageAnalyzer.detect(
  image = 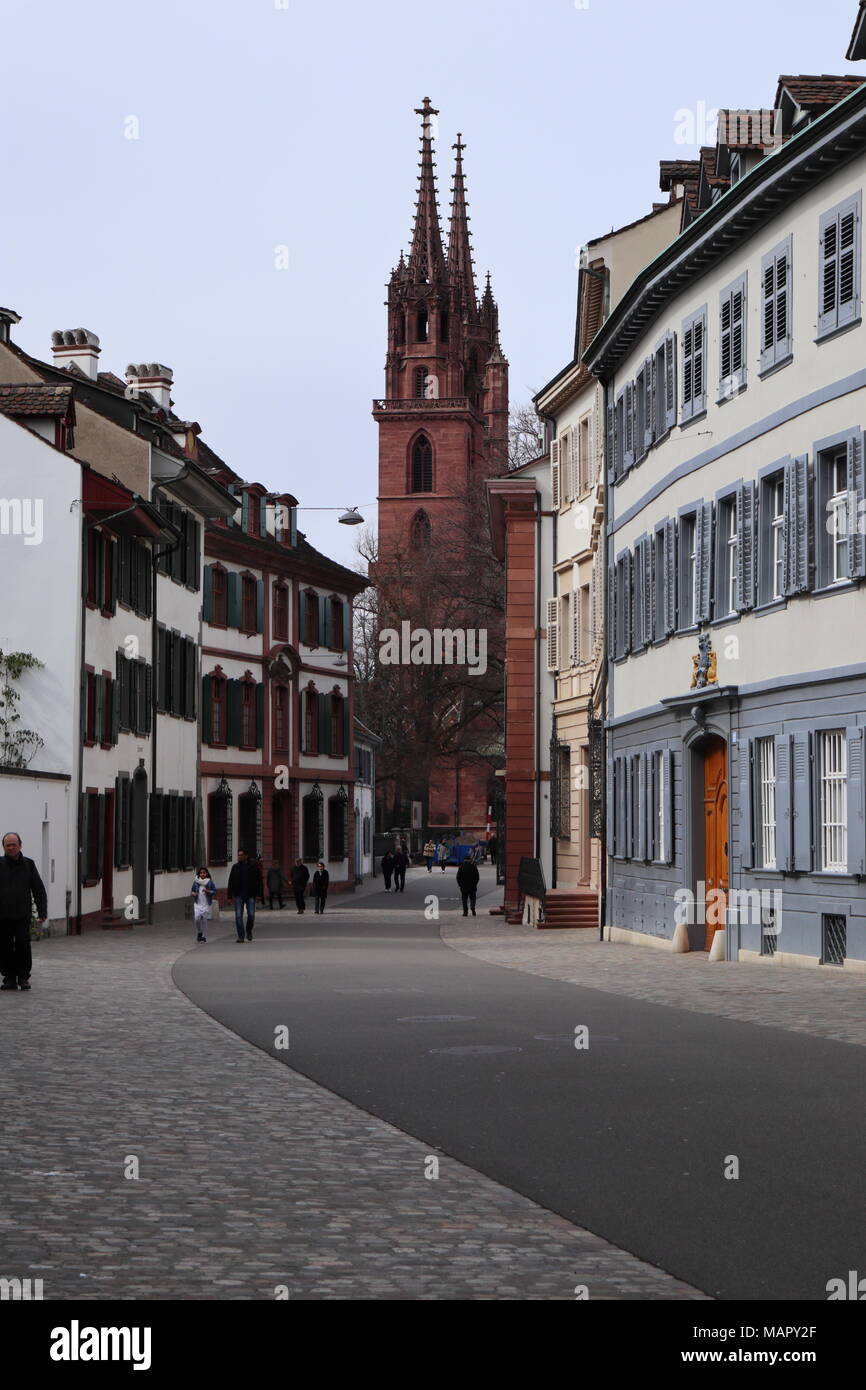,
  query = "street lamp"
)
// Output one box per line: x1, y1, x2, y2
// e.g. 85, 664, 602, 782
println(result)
296, 505, 367, 526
